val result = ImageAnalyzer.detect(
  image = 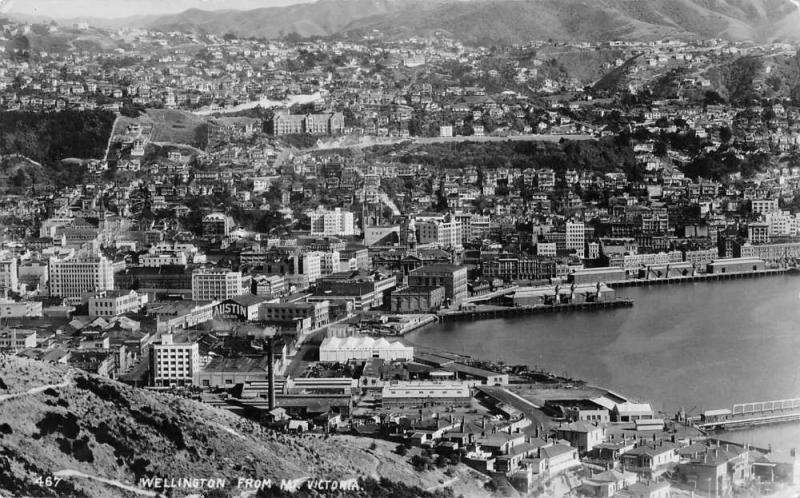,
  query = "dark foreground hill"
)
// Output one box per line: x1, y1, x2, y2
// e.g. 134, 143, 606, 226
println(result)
0, 356, 490, 497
